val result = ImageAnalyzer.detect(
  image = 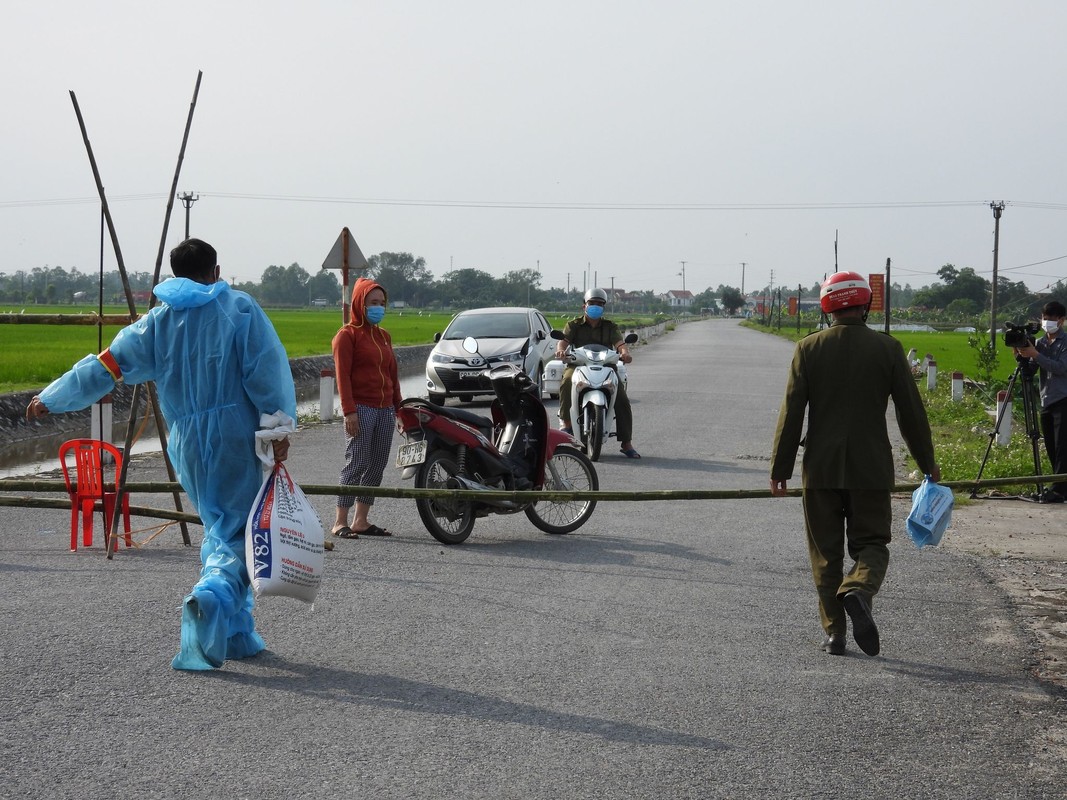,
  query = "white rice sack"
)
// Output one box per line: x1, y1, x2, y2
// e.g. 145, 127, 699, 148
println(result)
245, 463, 325, 602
